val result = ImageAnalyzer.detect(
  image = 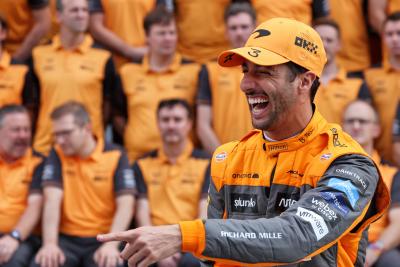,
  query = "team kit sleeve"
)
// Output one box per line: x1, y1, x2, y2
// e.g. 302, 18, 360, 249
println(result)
113, 150, 136, 195
132, 162, 147, 198
29, 159, 45, 194
88, 0, 103, 13
391, 171, 400, 207
180, 154, 380, 265
28, 0, 49, 9
41, 149, 64, 188
197, 65, 212, 105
